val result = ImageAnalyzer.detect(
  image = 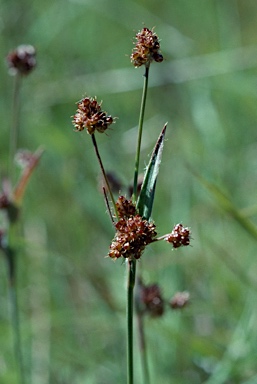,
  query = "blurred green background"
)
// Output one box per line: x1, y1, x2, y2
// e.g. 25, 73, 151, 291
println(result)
1, 0, 257, 383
